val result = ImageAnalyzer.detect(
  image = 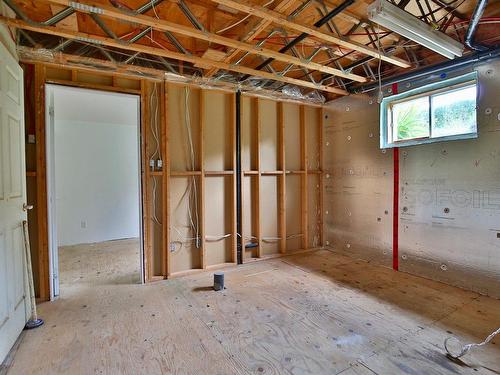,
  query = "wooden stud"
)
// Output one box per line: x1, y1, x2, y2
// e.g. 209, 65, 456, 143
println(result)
318, 108, 324, 247
254, 98, 262, 258
277, 102, 286, 254
0, 17, 349, 95
230, 93, 237, 264
34, 64, 50, 301
300, 105, 309, 250
164, 83, 172, 277
199, 89, 206, 269
44, 78, 141, 95
160, 83, 168, 277
211, 0, 412, 68
141, 81, 153, 281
